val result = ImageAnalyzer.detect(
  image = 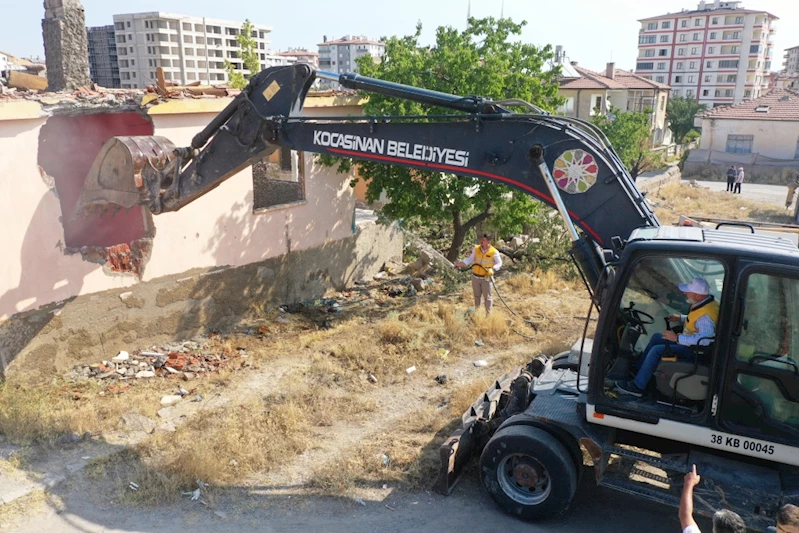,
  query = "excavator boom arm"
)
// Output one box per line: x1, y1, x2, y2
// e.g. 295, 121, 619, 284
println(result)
76, 64, 659, 285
